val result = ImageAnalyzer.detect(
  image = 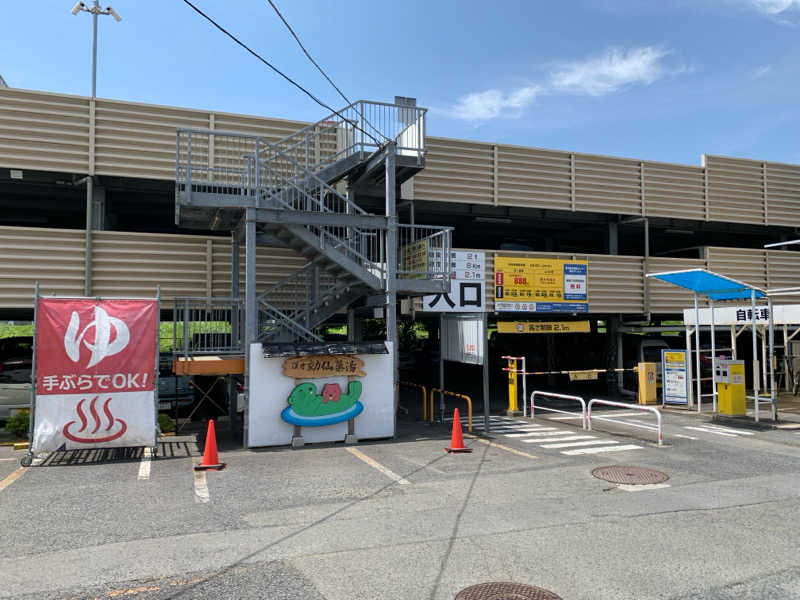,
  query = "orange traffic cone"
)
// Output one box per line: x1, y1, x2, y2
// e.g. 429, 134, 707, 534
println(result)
444, 408, 472, 453
195, 419, 226, 471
